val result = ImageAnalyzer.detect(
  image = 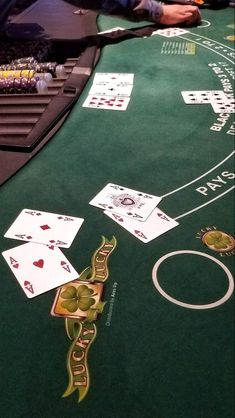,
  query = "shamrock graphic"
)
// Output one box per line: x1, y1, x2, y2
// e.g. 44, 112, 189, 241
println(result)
204, 231, 234, 251
60, 285, 97, 313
